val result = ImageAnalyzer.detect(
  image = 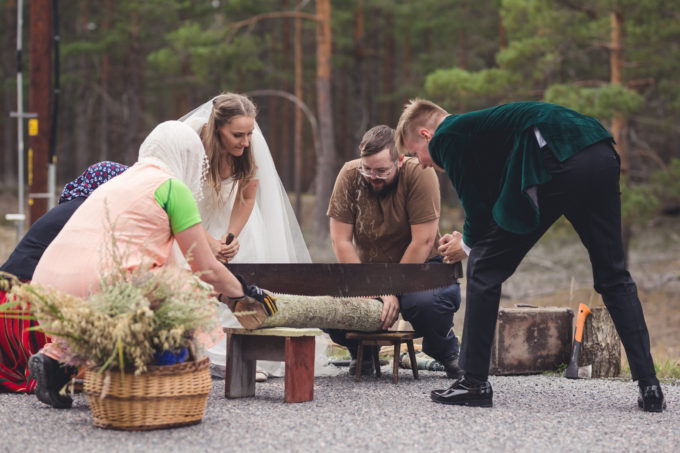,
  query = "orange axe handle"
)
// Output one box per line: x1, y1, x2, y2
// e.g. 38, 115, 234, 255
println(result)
565, 303, 592, 379
573, 303, 592, 343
